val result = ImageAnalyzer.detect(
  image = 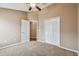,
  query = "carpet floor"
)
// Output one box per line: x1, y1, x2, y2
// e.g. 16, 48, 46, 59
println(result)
0, 41, 78, 56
